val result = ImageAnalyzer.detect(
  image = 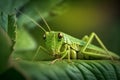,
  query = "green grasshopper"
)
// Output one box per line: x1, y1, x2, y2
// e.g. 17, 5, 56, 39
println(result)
18, 10, 120, 63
